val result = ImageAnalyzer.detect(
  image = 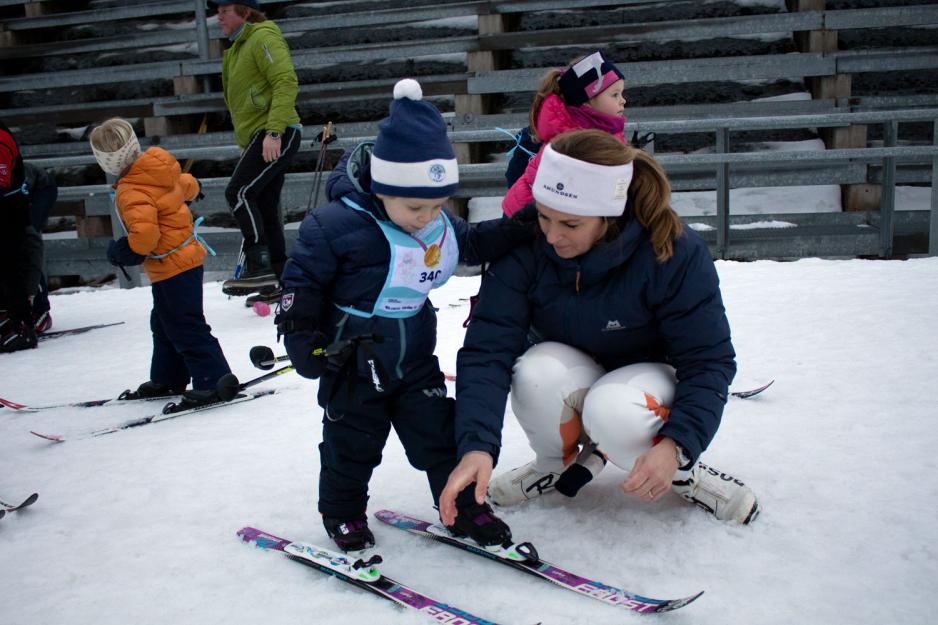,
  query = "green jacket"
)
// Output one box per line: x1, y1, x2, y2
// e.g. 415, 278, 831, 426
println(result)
222, 21, 300, 148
